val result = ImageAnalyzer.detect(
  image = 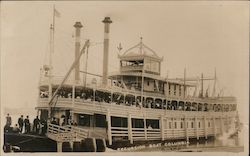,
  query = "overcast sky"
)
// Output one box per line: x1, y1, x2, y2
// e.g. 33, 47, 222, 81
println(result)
1, 1, 249, 123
